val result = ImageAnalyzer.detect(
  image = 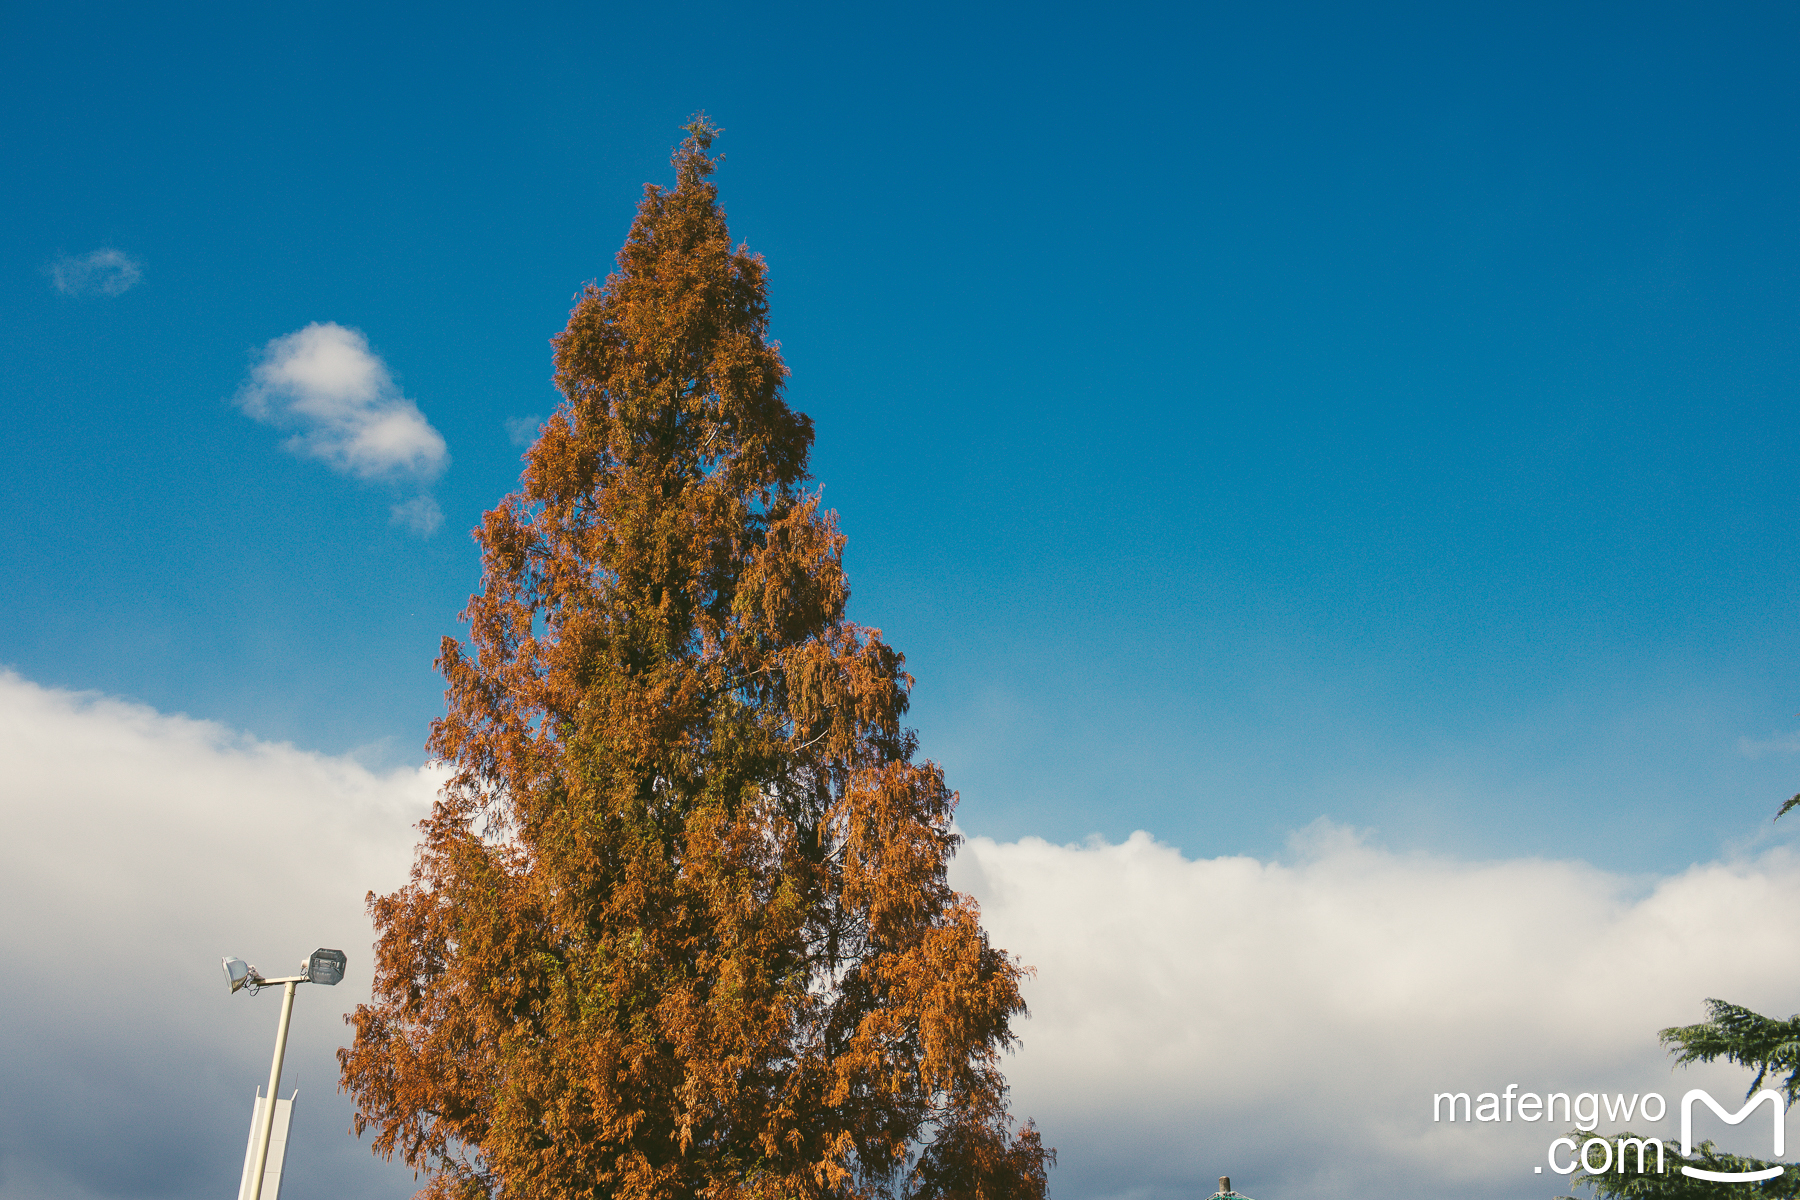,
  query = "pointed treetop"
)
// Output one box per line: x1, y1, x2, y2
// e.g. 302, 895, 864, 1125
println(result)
675, 111, 719, 184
